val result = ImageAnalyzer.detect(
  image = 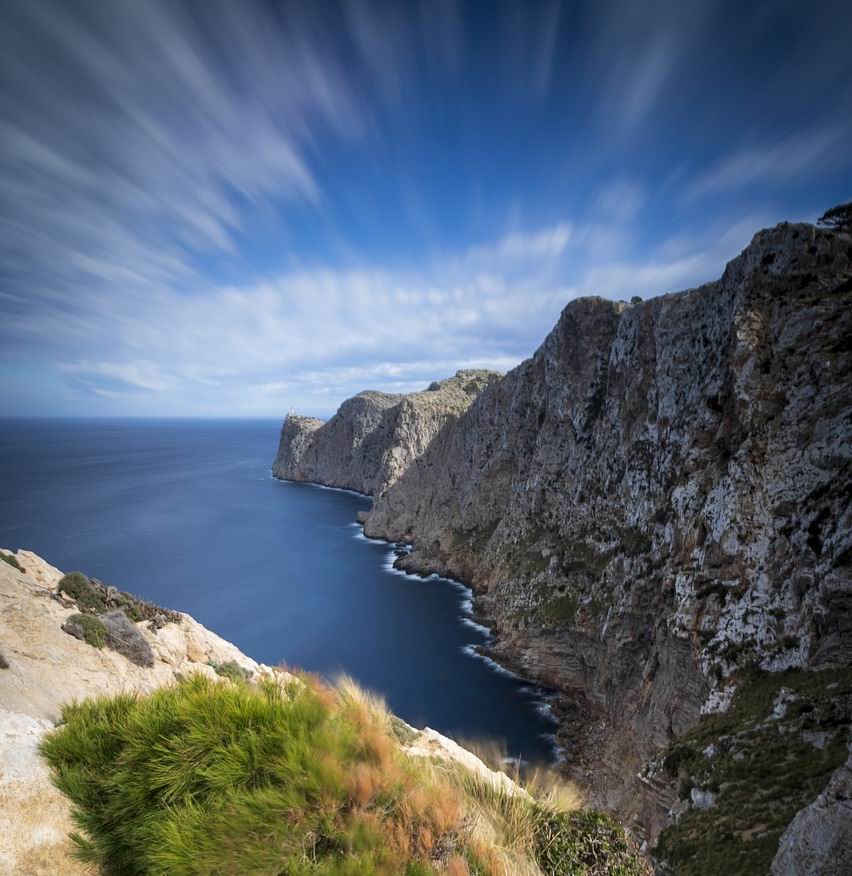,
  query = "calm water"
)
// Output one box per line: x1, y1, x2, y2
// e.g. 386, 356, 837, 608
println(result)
0, 418, 557, 761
